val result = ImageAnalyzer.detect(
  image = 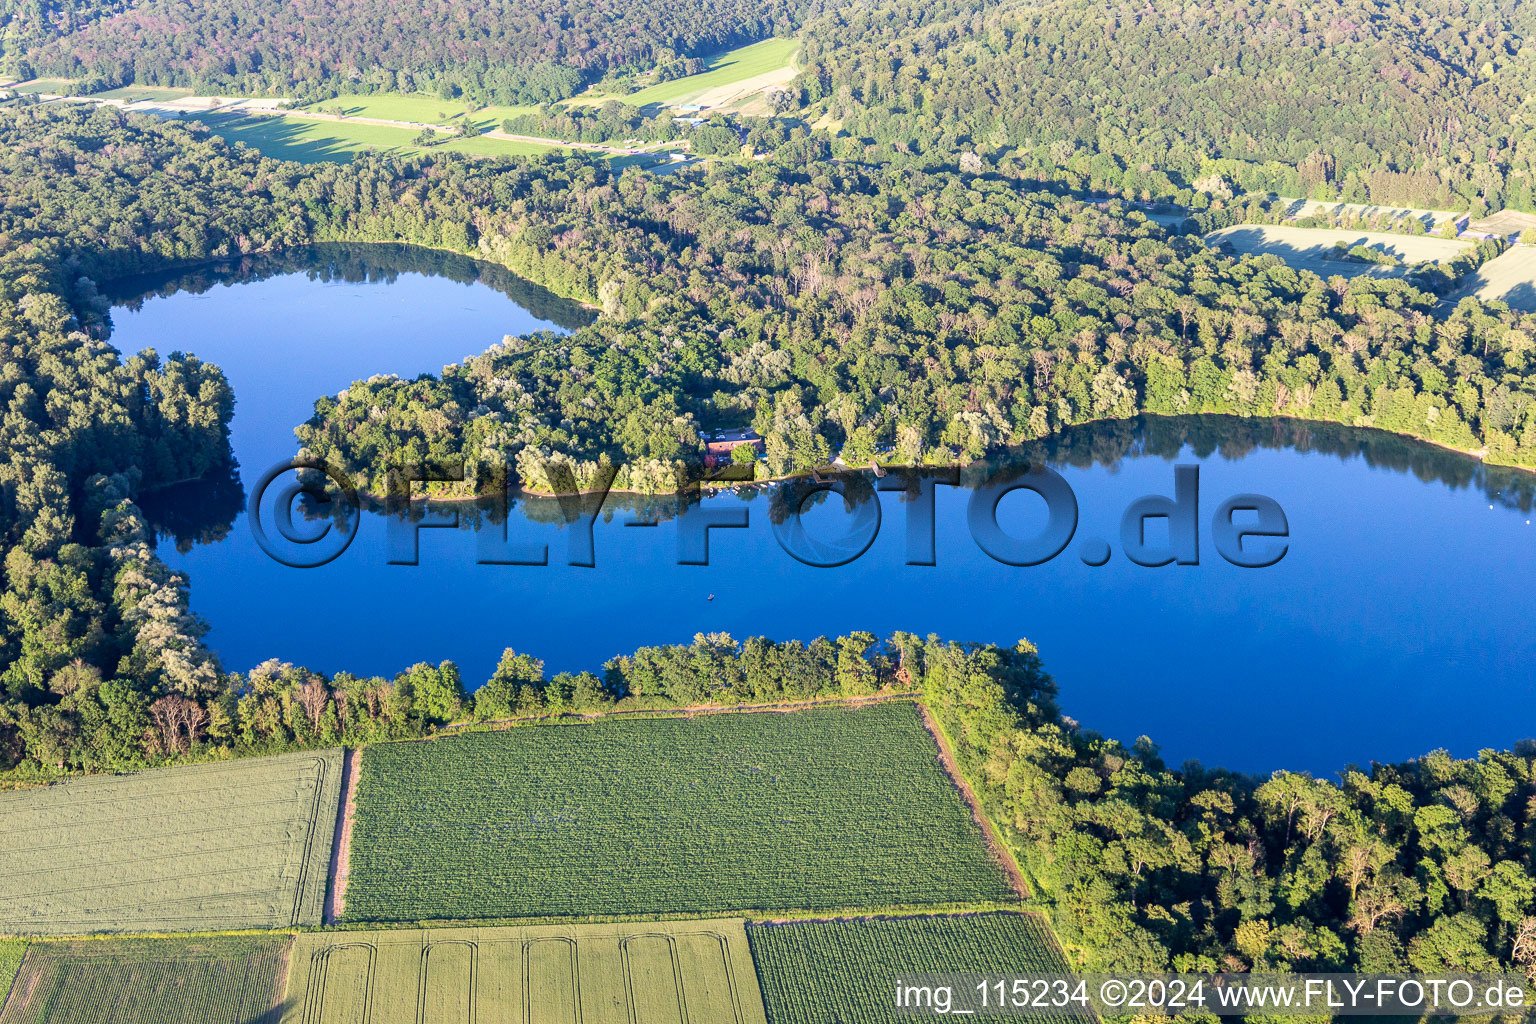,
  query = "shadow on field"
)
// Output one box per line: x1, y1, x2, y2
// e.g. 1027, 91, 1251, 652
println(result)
191, 111, 389, 163
1503, 281, 1536, 312
1215, 226, 1417, 267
